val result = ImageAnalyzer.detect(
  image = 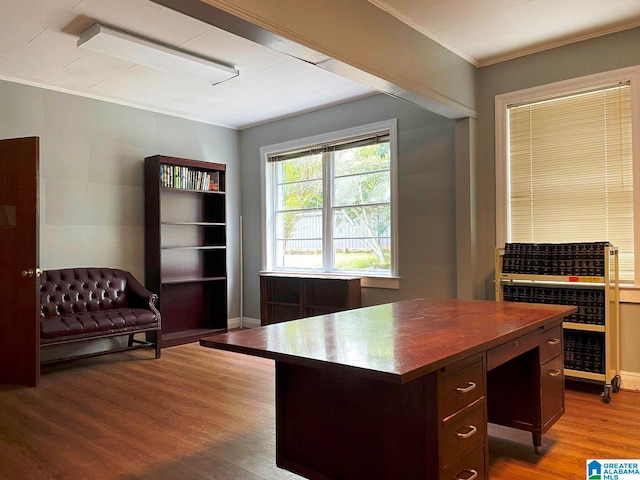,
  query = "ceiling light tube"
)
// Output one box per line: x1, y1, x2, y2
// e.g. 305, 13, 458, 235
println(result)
77, 23, 238, 85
